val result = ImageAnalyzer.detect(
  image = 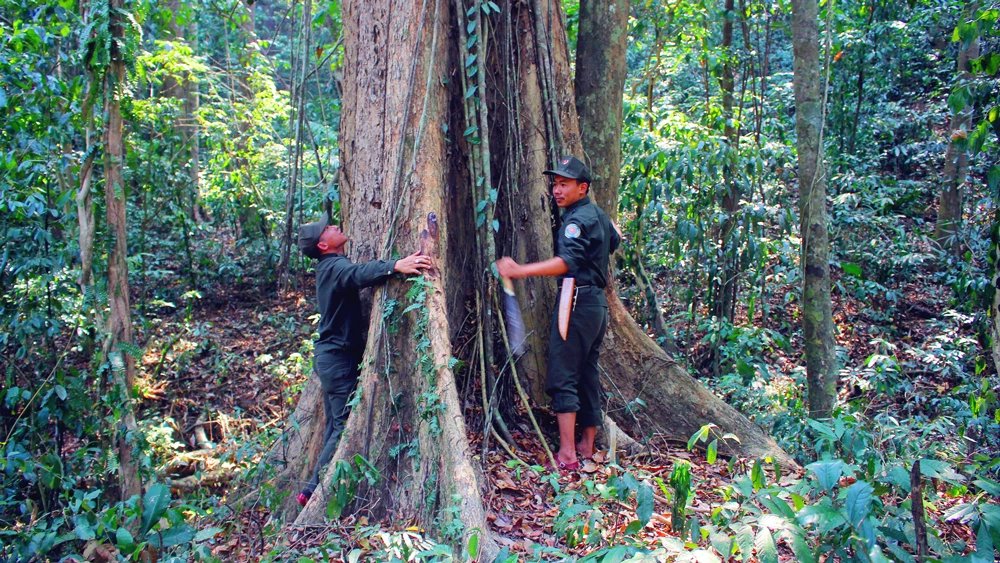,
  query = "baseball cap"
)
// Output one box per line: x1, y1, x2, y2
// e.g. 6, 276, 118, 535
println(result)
298, 215, 328, 259
543, 155, 592, 184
